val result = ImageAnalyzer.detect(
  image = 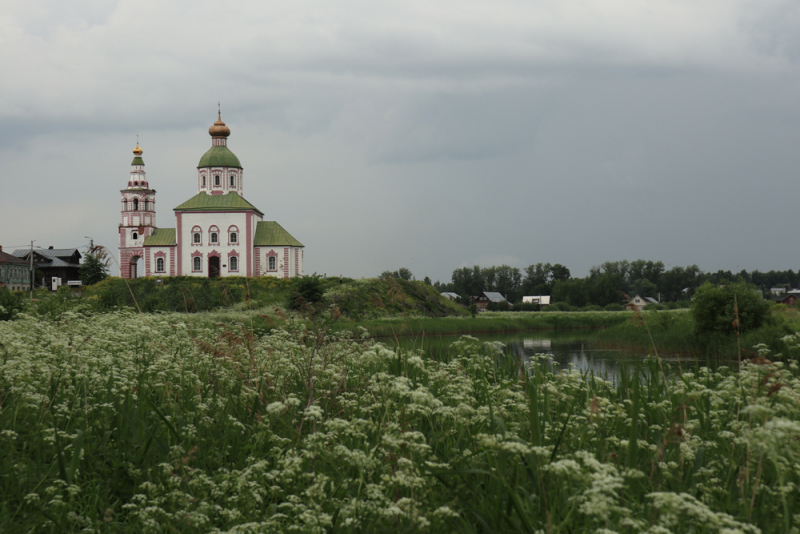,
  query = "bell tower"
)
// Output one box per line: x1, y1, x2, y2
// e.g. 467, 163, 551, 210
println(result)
119, 141, 157, 278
